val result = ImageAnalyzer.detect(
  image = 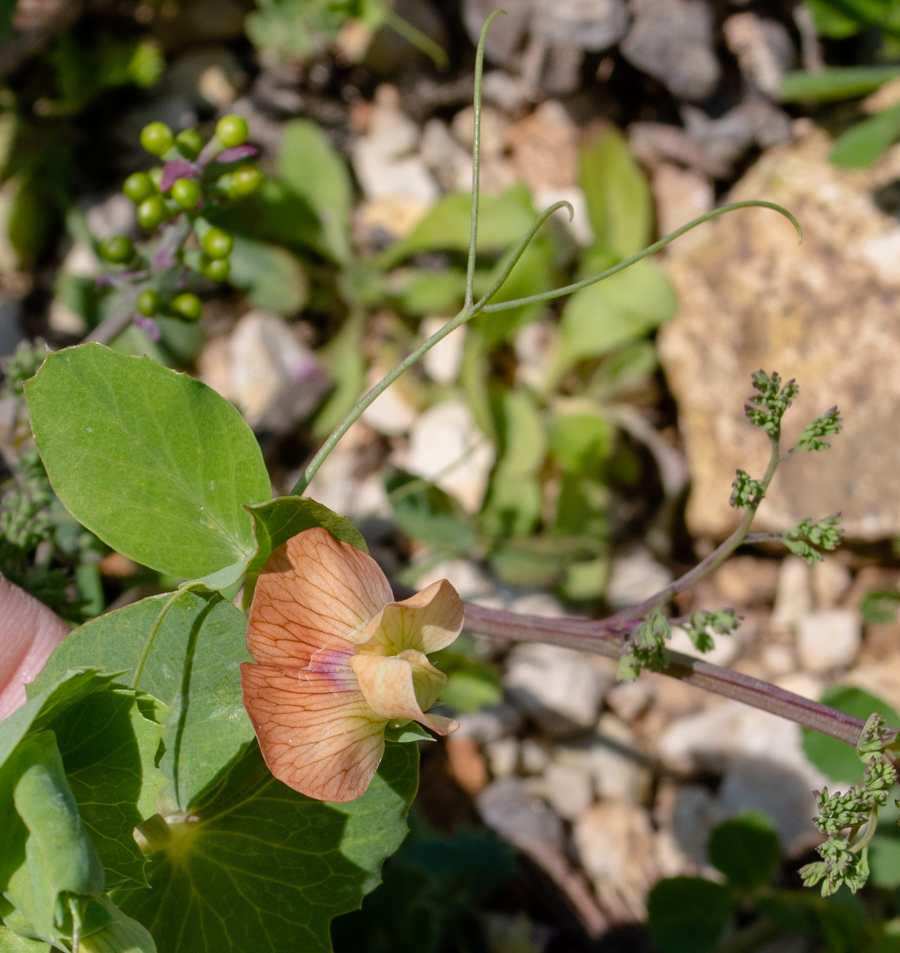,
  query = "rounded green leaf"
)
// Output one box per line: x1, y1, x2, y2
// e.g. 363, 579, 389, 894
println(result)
647, 877, 734, 953
25, 344, 271, 579
708, 811, 780, 890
